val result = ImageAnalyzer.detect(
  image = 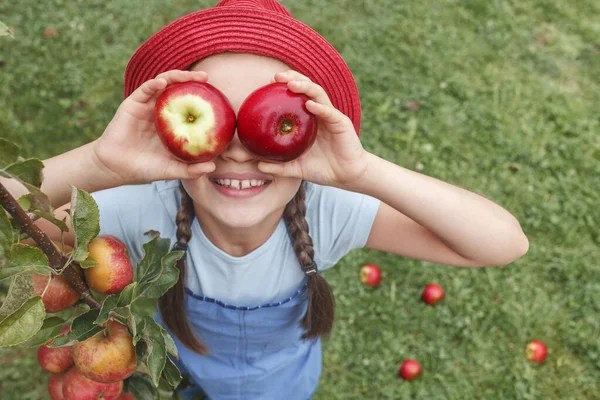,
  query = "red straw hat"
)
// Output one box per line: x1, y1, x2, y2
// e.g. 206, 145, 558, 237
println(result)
124, 0, 362, 133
